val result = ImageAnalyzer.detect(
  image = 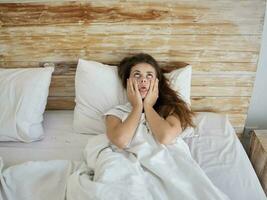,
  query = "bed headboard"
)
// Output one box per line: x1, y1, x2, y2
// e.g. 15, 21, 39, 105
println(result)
0, 1, 266, 135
